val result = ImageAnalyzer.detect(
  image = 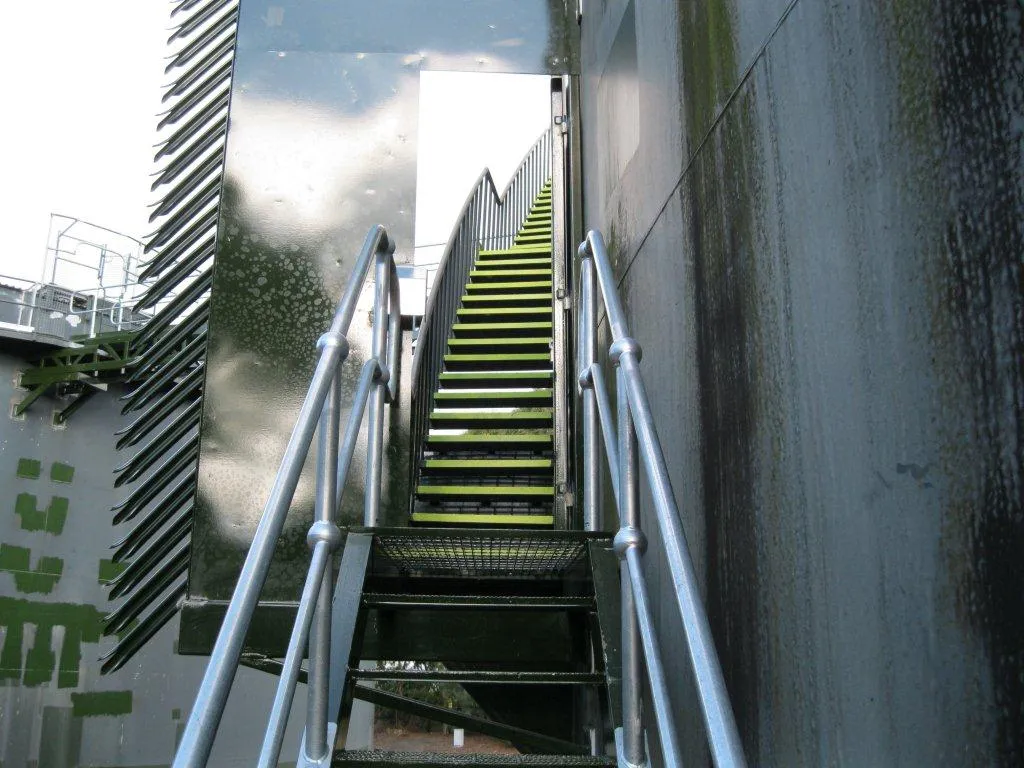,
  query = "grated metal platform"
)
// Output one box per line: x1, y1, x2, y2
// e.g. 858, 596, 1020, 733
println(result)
368, 529, 606, 579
